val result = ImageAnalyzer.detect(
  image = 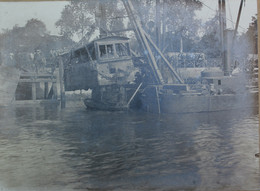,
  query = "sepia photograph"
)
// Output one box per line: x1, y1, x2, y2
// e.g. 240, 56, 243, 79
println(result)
0, 0, 259, 190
